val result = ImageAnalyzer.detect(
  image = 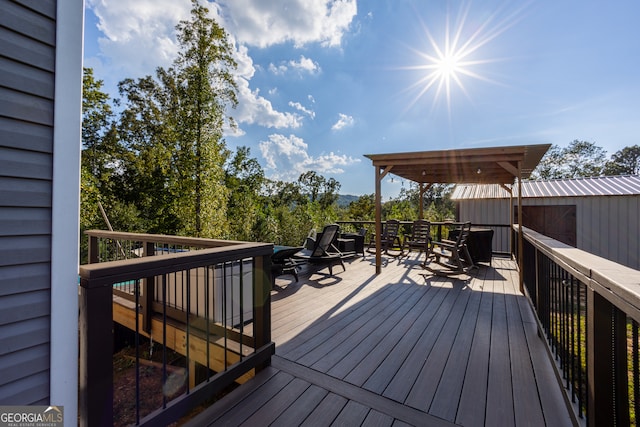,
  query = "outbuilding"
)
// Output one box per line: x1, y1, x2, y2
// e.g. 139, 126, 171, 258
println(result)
452, 175, 640, 270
